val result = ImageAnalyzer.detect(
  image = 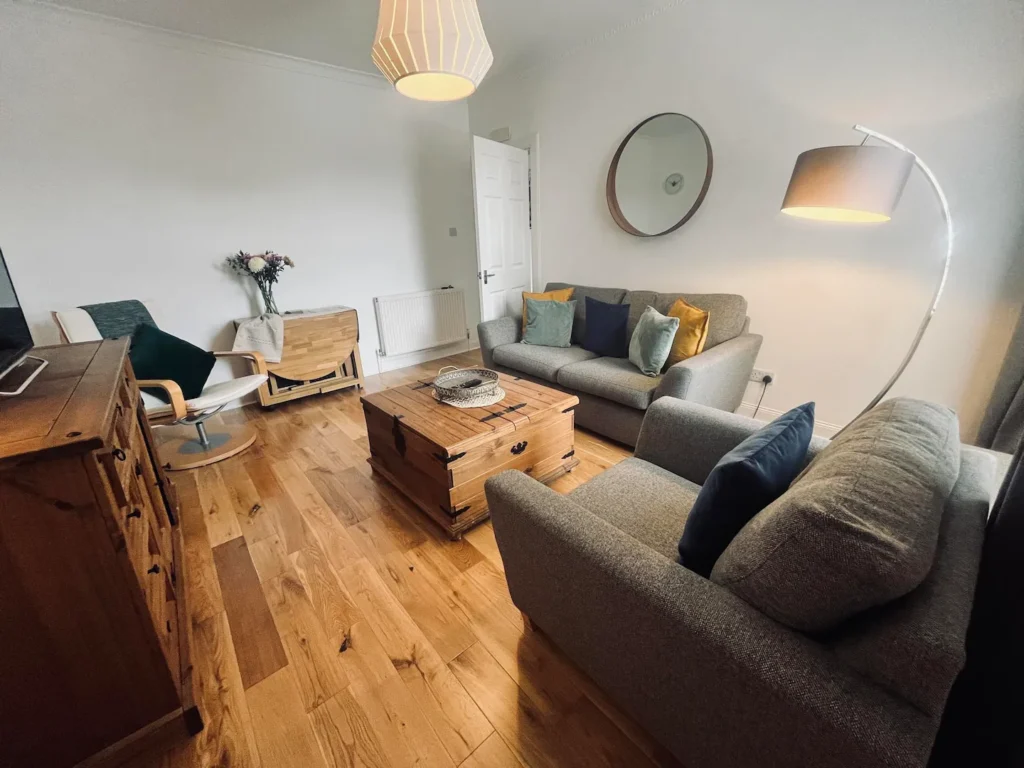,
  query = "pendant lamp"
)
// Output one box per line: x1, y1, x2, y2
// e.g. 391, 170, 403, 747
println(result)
371, 0, 494, 102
